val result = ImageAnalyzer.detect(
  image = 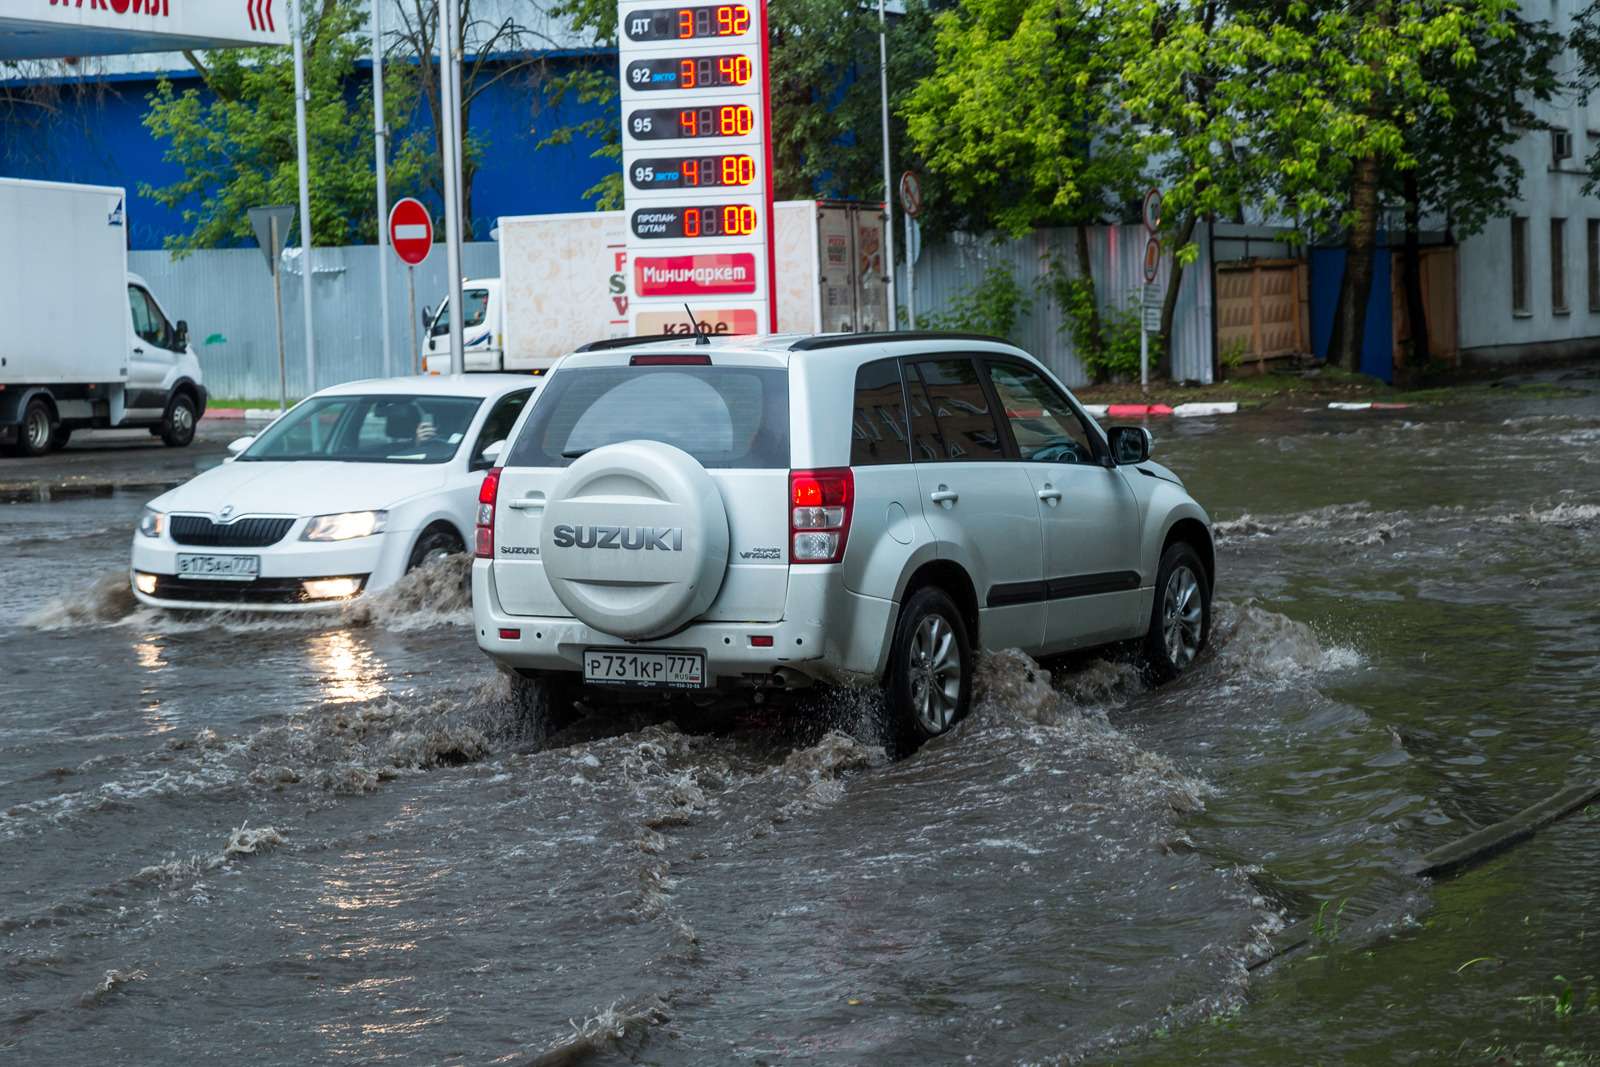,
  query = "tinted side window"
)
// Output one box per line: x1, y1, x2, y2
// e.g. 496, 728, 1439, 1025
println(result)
471, 389, 532, 466
906, 358, 1007, 462
986, 361, 1098, 465
850, 358, 909, 466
